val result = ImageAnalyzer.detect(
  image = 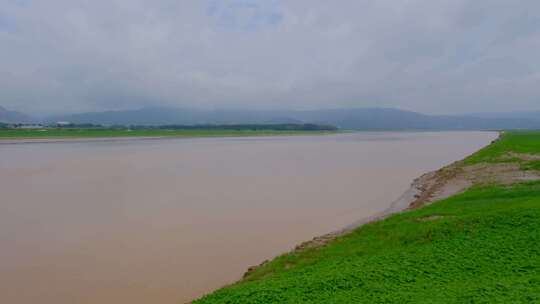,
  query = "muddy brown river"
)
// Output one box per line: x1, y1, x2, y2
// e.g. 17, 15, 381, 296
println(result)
0, 132, 496, 303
